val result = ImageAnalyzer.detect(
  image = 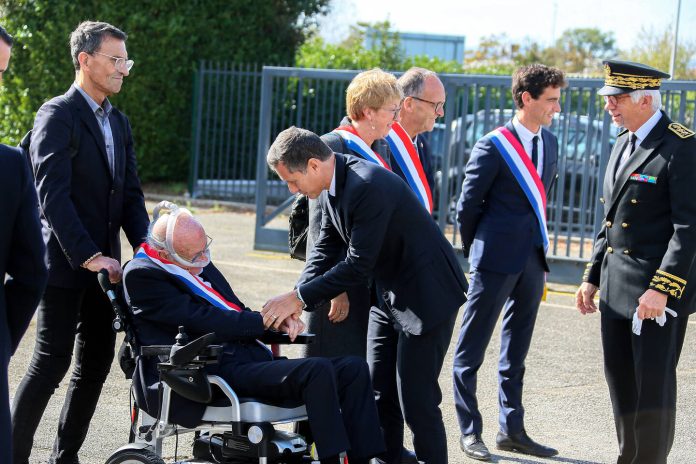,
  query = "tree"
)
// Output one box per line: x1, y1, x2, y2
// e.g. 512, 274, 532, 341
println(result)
0, 0, 329, 181
296, 21, 462, 73
543, 28, 617, 75
624, 24, 696, 80
464, 34, 544, 75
